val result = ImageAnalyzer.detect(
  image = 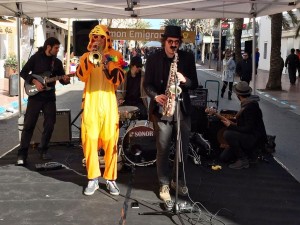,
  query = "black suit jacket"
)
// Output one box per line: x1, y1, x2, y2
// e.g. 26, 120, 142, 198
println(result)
143, 49, 198, 121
